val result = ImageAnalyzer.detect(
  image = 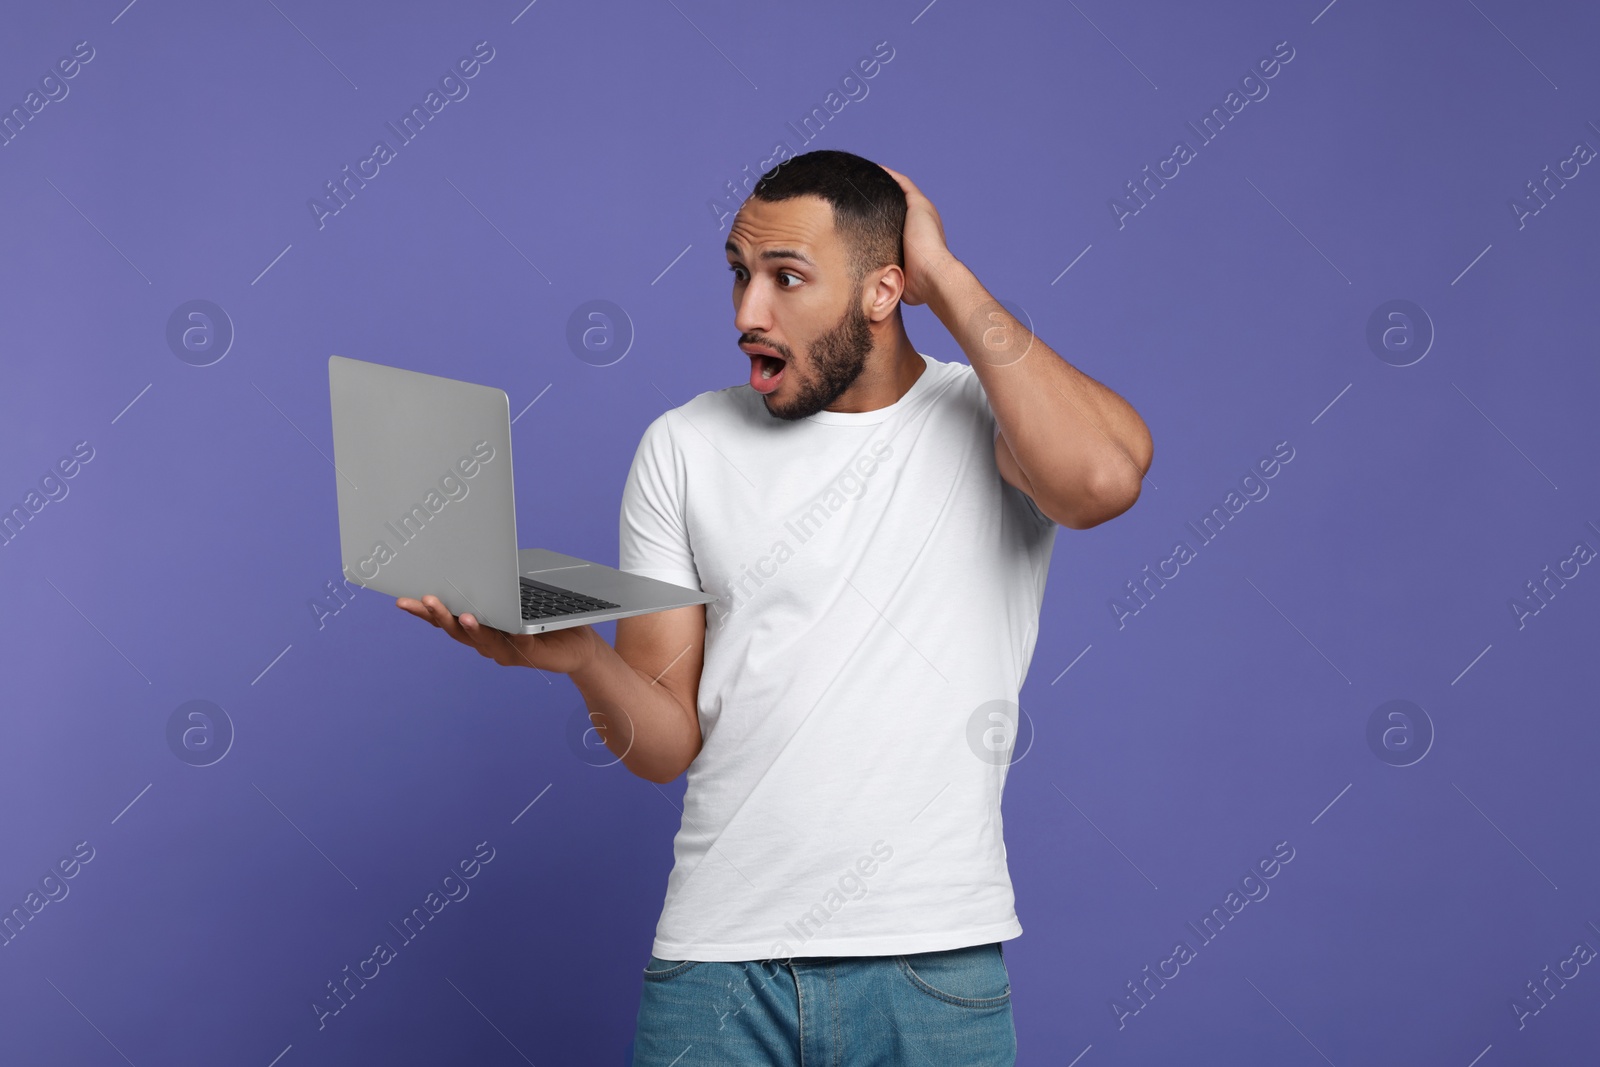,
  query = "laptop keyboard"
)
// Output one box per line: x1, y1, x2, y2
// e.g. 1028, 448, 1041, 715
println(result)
519, 577, 621, 621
